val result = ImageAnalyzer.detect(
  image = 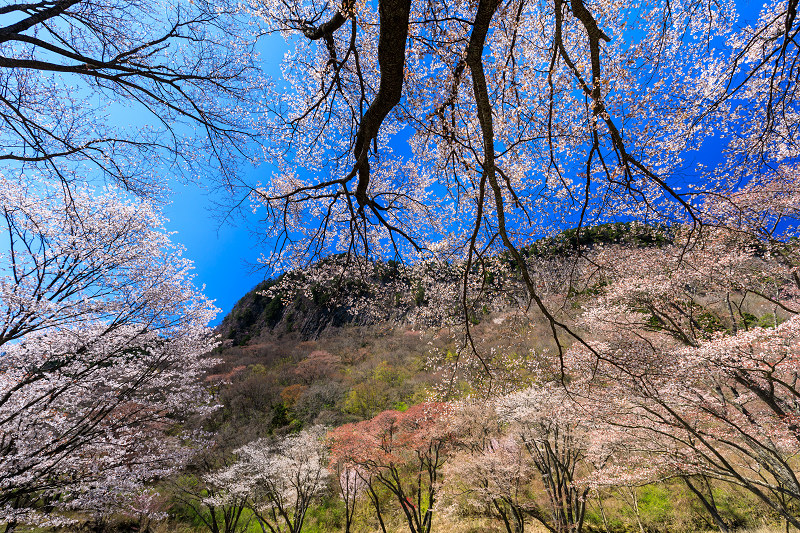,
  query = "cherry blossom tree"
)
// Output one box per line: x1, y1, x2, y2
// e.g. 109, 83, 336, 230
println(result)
564, 223, 800, 528
205, 426, 330, 533
497, 384, 599, 533
583, 318, 800, 529
0, 178, 218, 529
328, 403, 453, 533
294, 350, 341, 384
247, 0, 799, 357
442, 402, 532, 533
1, 4, 269, 523
0, 0, 267, 197
332, 461, 365, 533
450, 436, 532, 533
171, 466, 249, 533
